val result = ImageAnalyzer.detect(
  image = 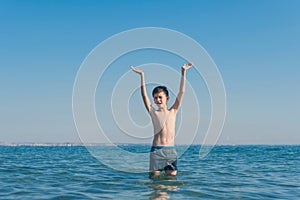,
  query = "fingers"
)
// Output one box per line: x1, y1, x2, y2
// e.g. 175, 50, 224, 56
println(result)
130, 66, 143, 74
183, 62, 193, 67
130, 66, 138, 72
182, 62, 193, 71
